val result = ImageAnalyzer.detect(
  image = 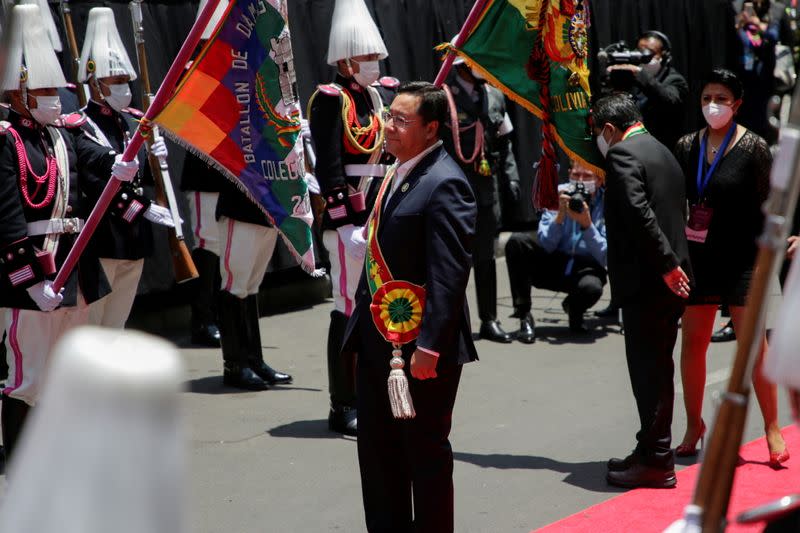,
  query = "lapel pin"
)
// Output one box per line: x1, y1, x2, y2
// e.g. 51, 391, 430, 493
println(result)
401, 183, 410, 193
